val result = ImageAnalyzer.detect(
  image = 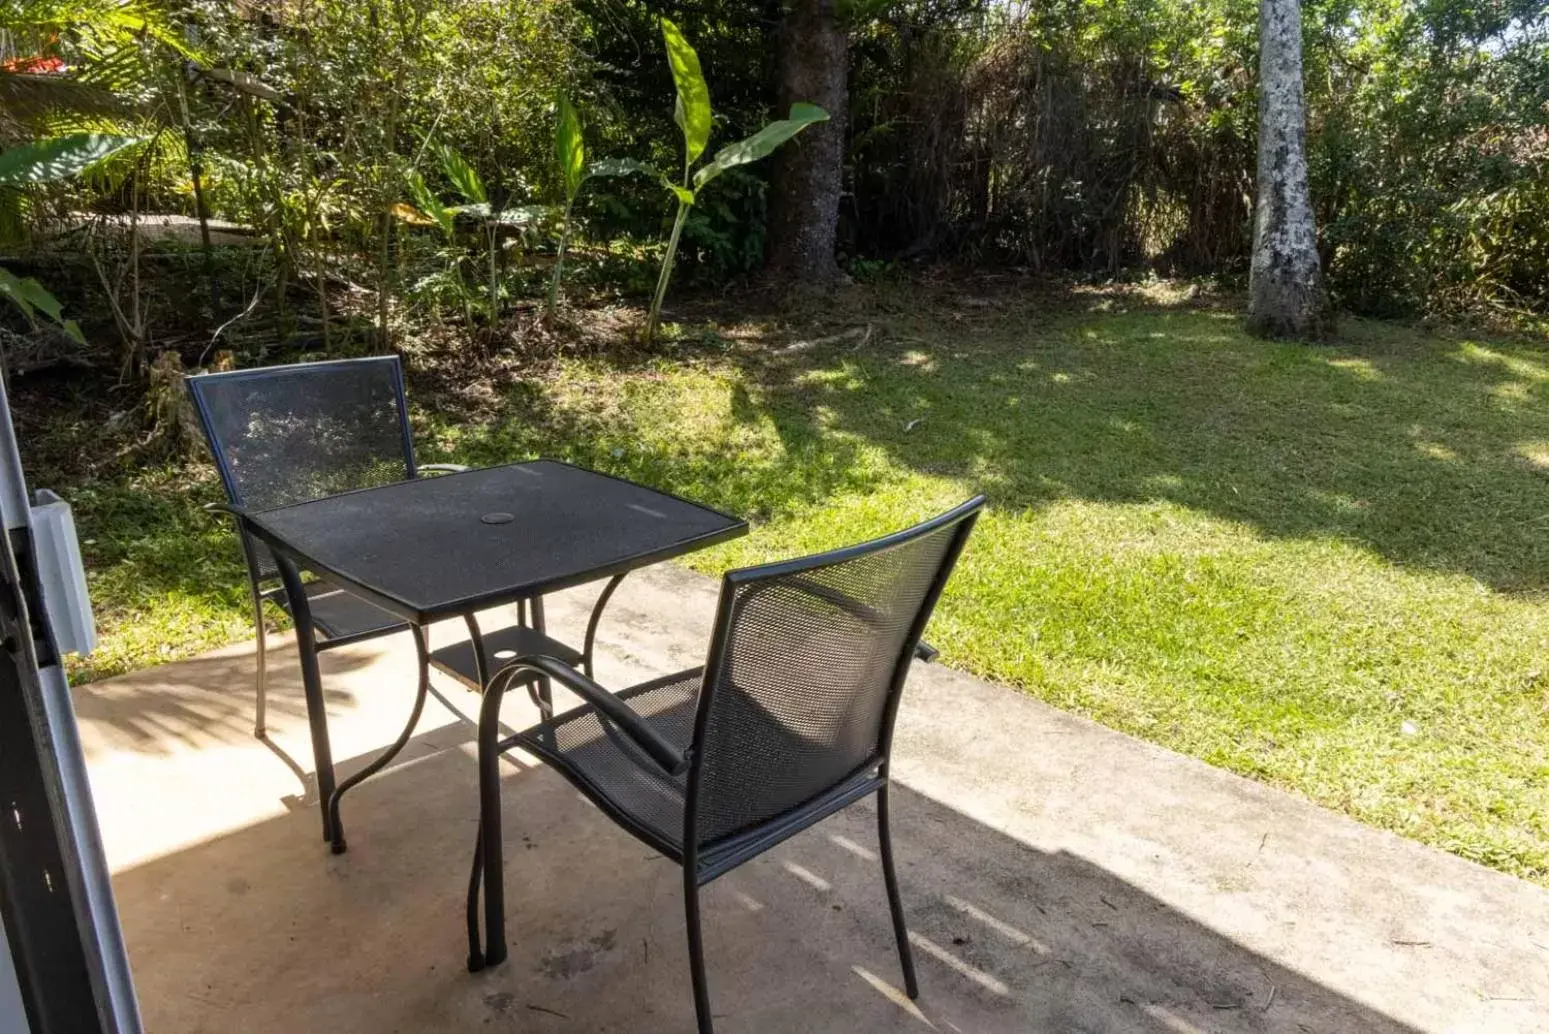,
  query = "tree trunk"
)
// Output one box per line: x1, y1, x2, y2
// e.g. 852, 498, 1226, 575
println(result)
762, 0, 847, 289
1247, 0, 1332, 340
